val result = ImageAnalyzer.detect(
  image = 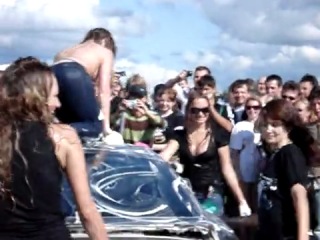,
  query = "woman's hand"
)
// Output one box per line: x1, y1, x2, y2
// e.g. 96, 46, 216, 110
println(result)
135, 99, 148, 114
204, 93, 215, 106
239, 201, 252, 217
103, 126, 113, 136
